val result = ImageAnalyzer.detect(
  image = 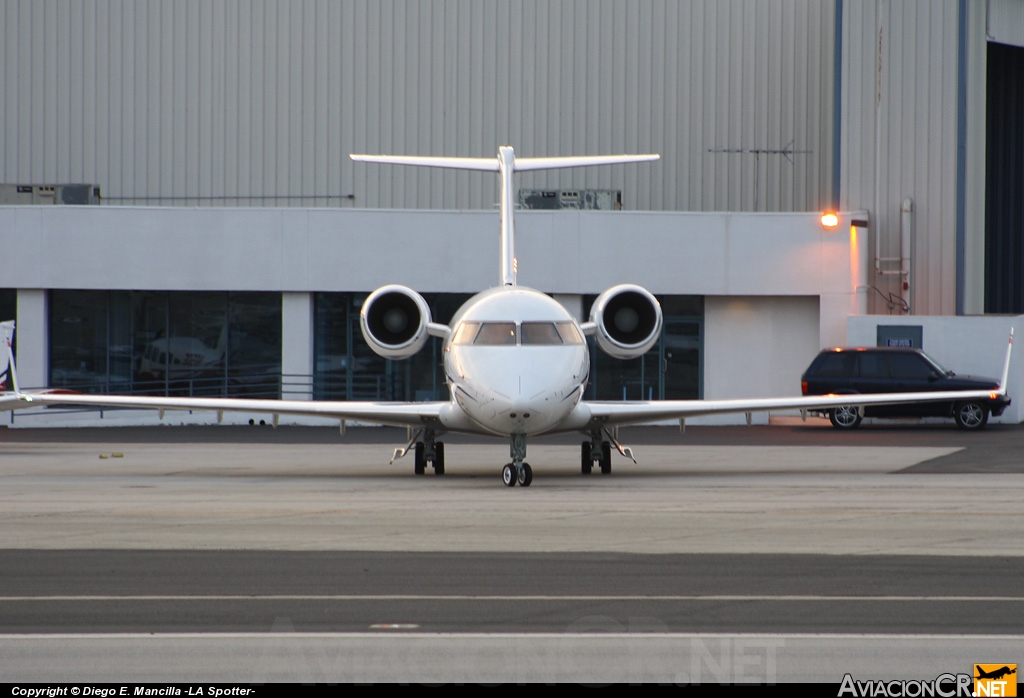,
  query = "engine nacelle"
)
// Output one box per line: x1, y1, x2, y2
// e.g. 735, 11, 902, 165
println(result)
360, 285, 432, 359
589, 284, 663, 360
